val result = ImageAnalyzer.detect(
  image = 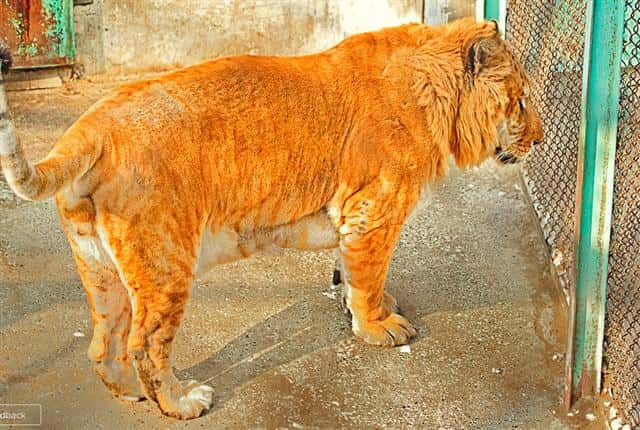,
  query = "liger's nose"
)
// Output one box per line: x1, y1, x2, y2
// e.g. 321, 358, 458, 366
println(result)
533, 140, 542, 146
